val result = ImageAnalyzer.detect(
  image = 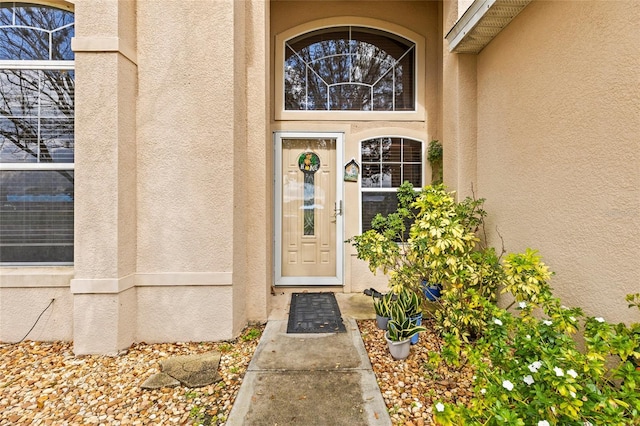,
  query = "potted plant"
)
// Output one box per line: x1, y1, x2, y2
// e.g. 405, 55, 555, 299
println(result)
421, 279, 442, 302
373, 292, 394, 330
396, 287, 423, 344
385, 304, 426, 360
